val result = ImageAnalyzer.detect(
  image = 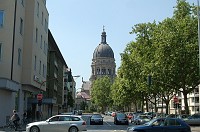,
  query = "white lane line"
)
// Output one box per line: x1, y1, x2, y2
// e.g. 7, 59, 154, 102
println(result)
105, 121, 112, 126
